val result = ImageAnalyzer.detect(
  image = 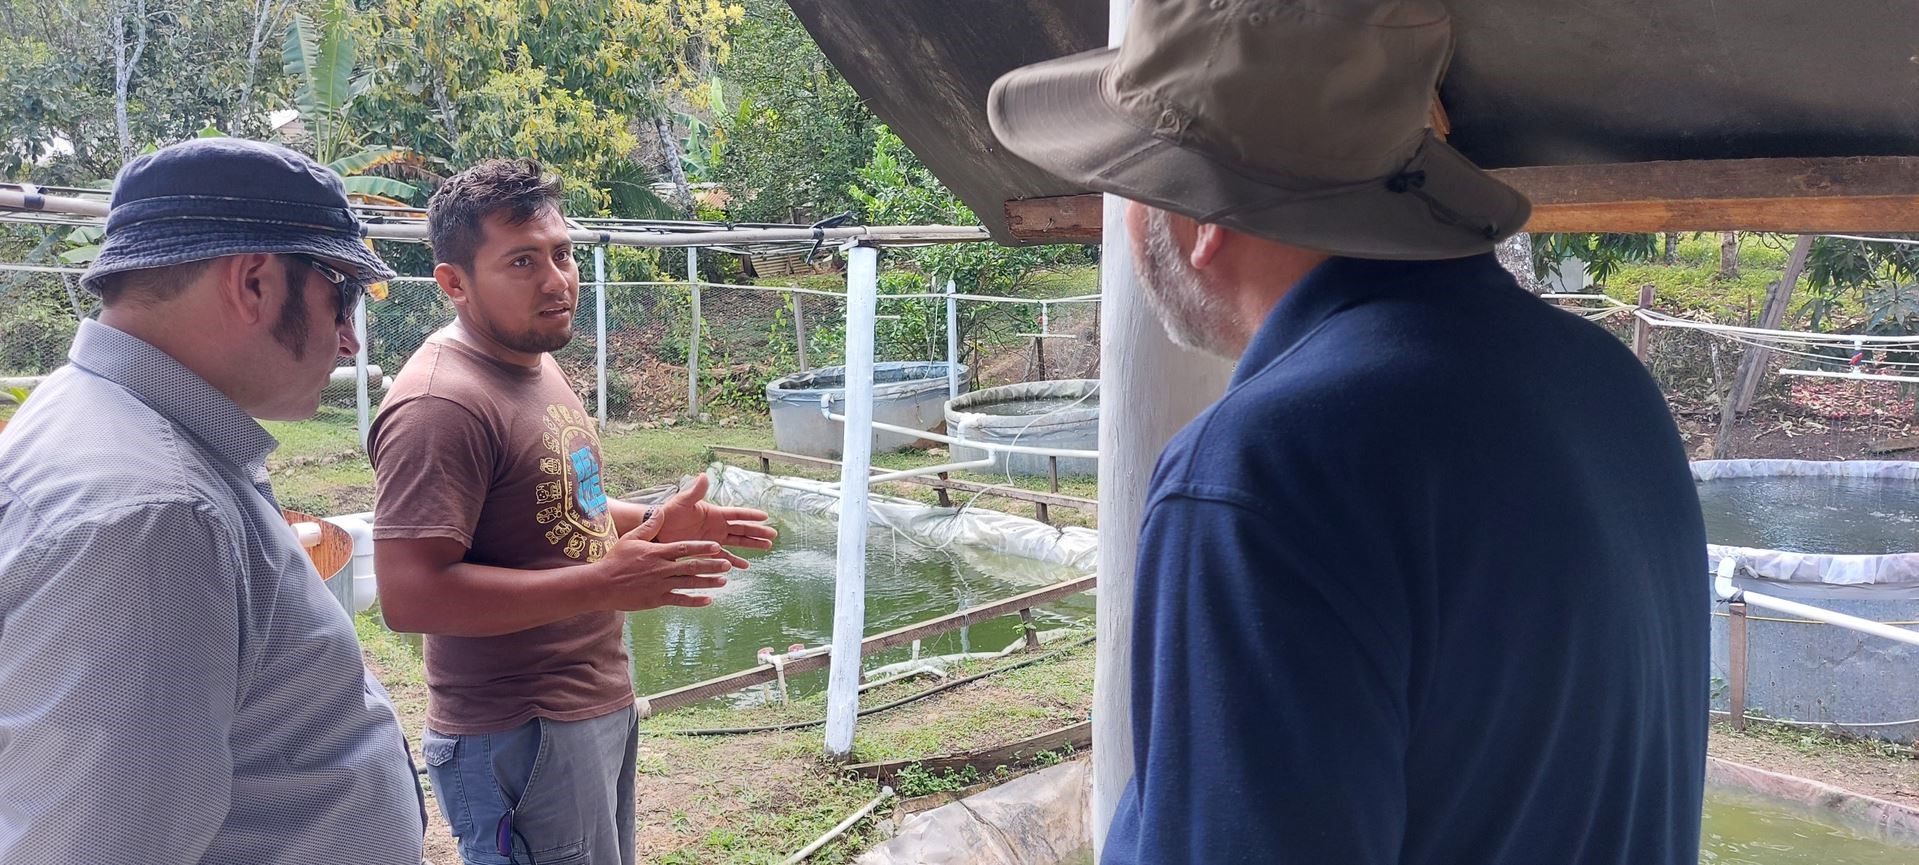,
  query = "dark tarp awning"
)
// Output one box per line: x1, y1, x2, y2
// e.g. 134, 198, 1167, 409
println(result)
787, 0, 1919, 243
